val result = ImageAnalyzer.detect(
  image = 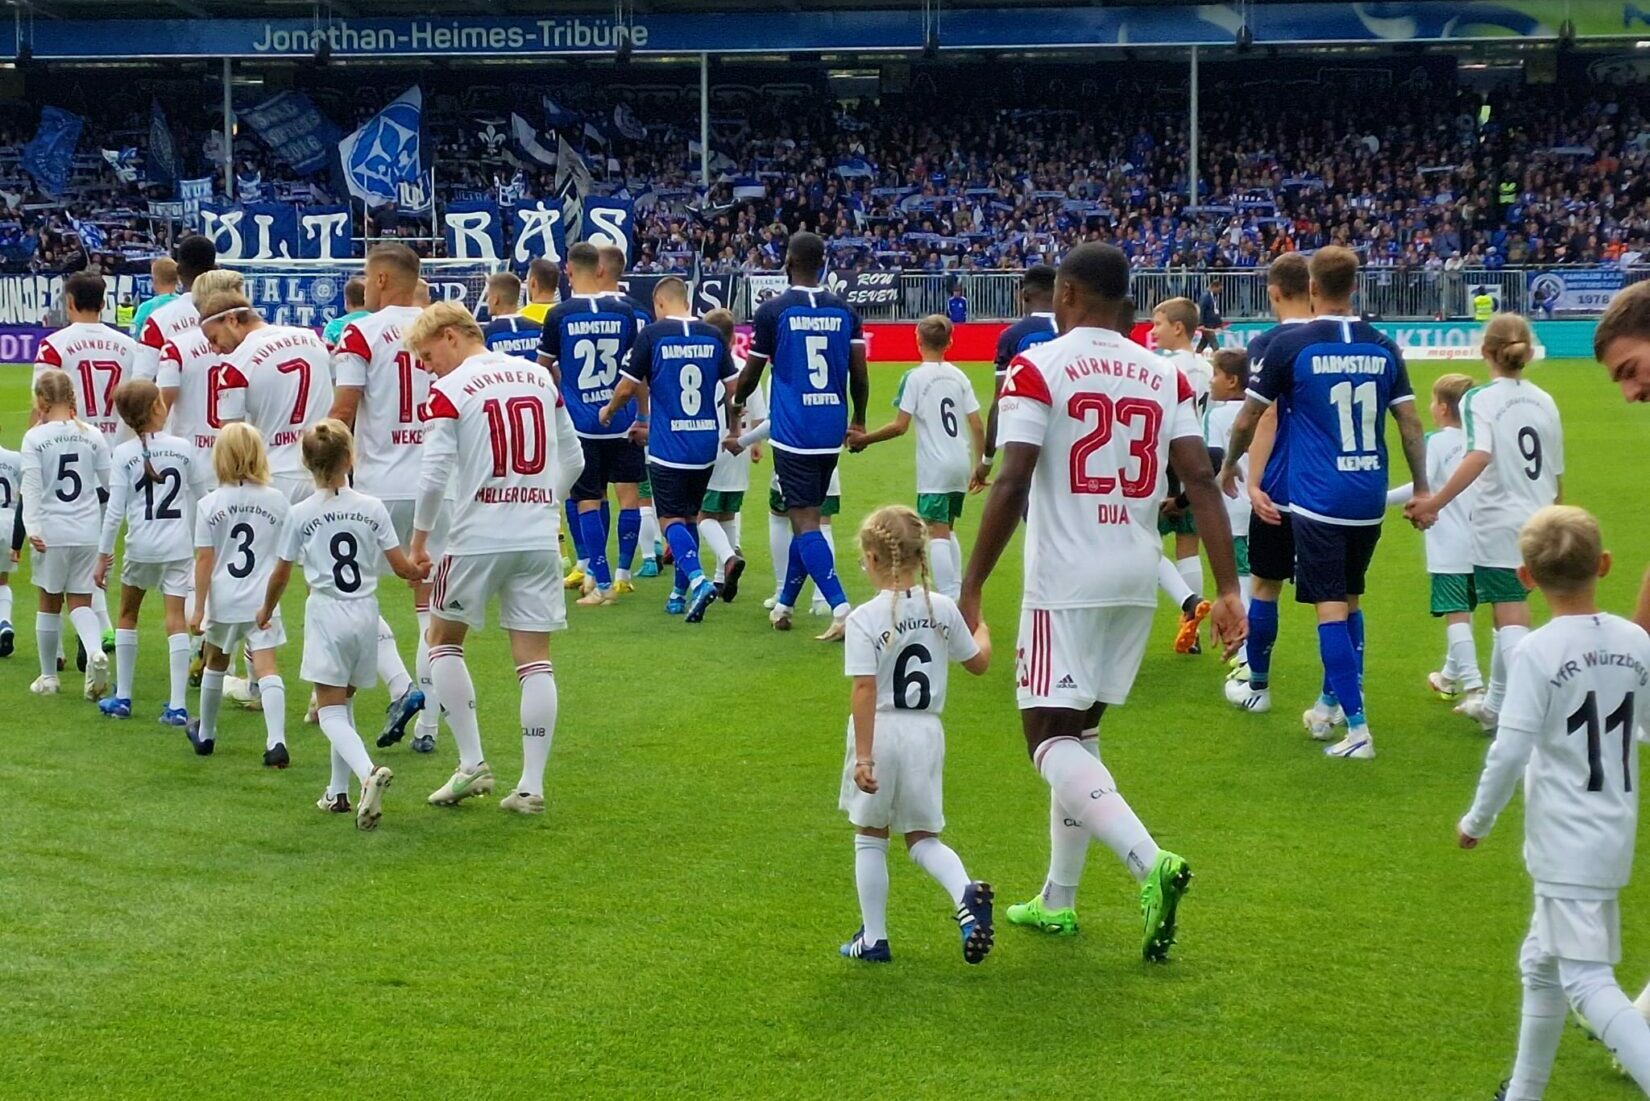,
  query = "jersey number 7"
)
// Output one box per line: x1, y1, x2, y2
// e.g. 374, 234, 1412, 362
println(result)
1067, 393, 1161, 498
